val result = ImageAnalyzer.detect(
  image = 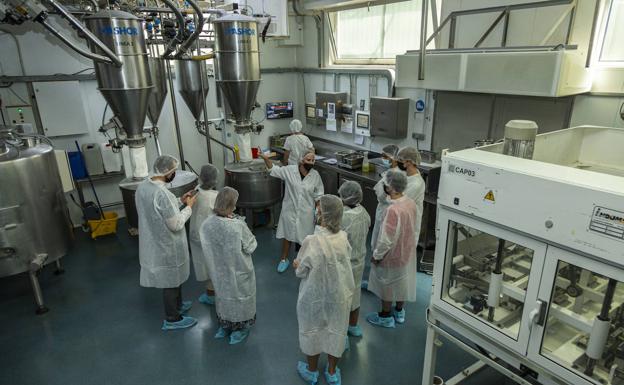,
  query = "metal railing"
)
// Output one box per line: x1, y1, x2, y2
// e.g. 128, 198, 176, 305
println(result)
418, 0, 578, 80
